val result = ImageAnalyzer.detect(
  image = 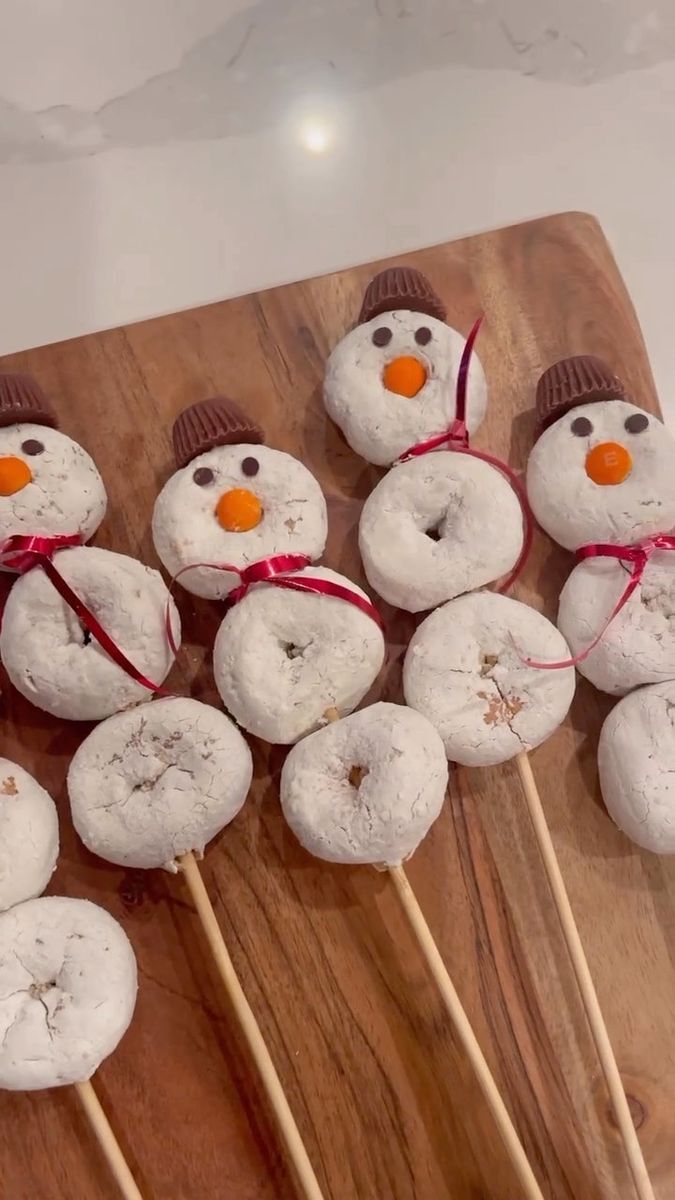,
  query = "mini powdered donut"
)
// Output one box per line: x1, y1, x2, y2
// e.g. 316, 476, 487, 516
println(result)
0, 896, 137, 1090
280, 702, 448, 865
0, 547, 180, 720
359, 451, 523, 612
0, 374, 106, 543
324, 268, 487, 466
403, 591, 575, 766
598, 681, 675, 853
68, 697, 252, 871
213, 567, 385, 743
527, 359, 675, 552
558, 553, 675, 696
0, 760, 59, 912
152, 397, 328, 599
